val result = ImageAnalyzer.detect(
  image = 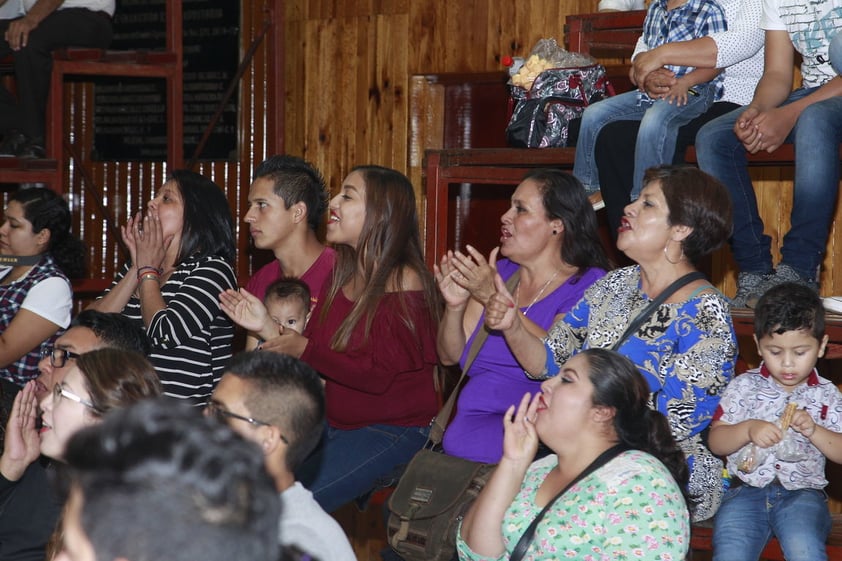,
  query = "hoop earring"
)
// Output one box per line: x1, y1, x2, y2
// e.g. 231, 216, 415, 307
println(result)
663, 240, 684, 265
